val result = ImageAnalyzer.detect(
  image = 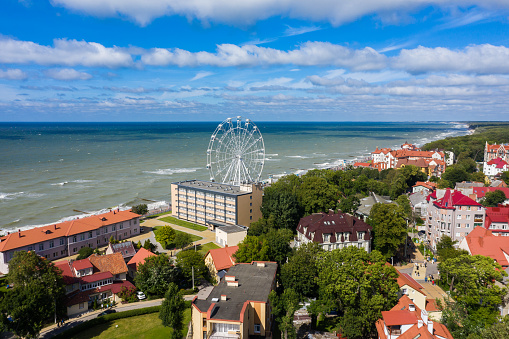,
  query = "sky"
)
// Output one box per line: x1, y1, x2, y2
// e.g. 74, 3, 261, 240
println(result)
1, 1, 509, 122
